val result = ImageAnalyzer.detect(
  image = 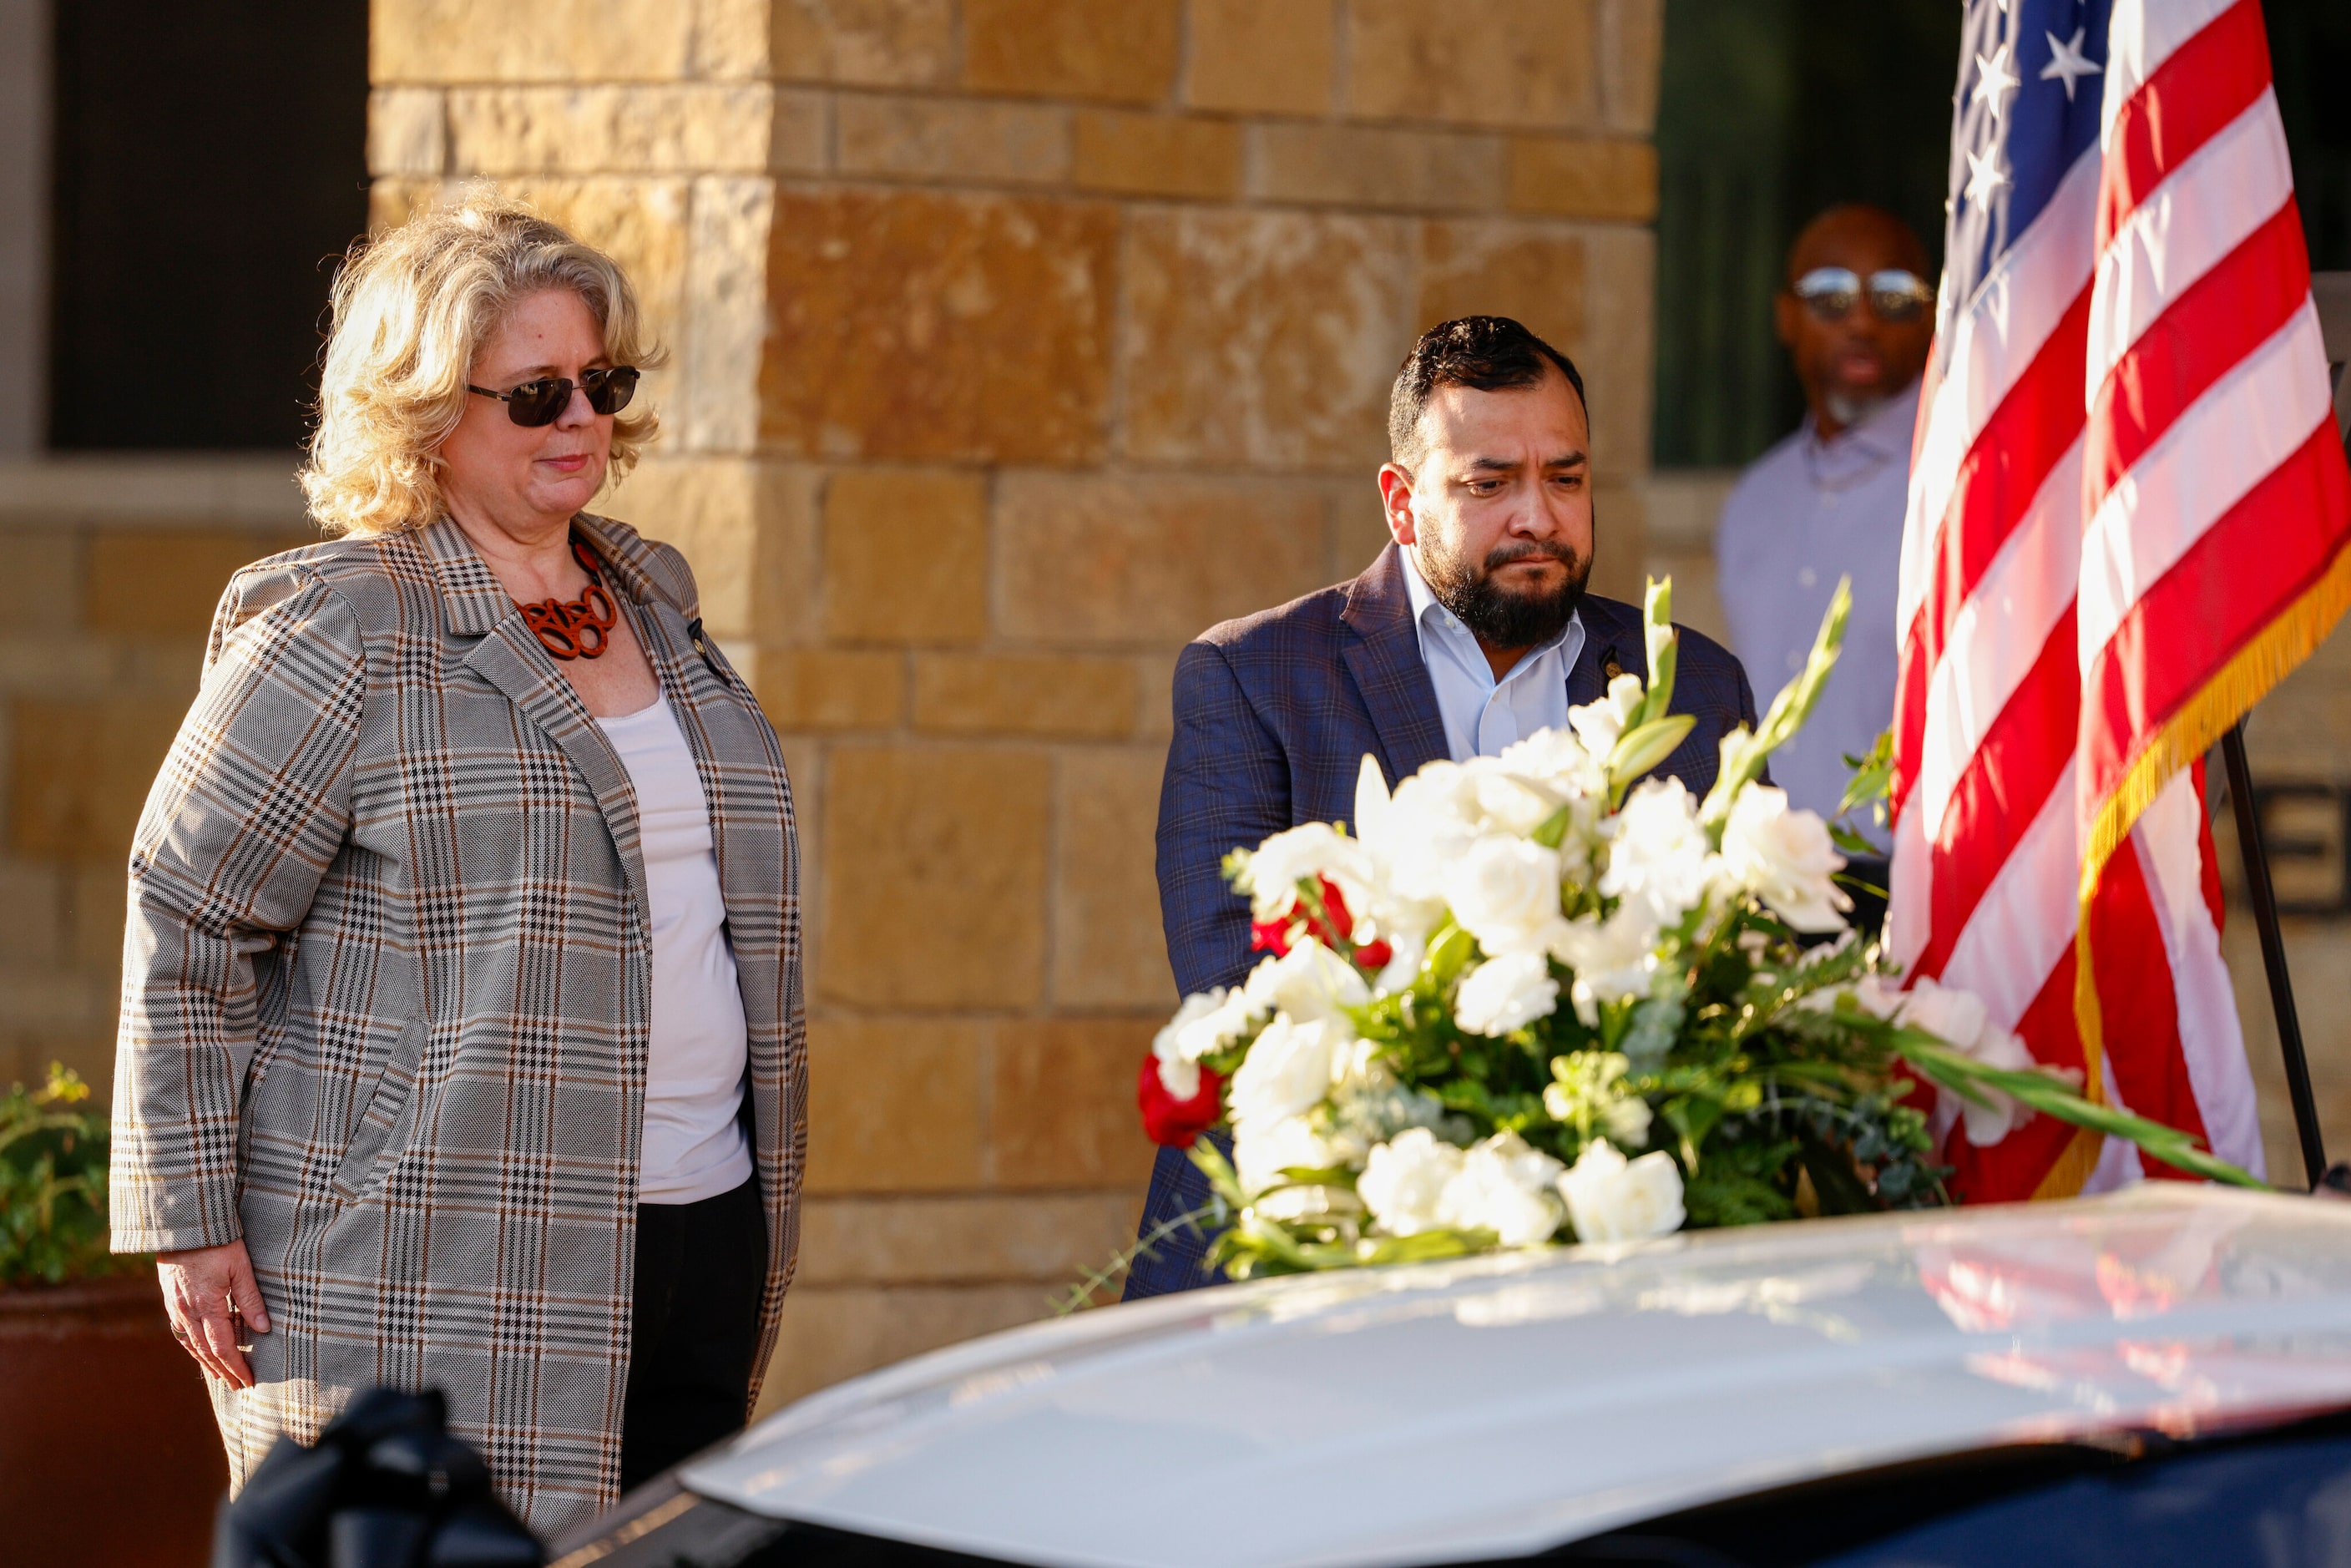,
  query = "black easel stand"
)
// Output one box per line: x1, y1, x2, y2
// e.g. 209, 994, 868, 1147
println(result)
2221, 722, 2330, 1188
